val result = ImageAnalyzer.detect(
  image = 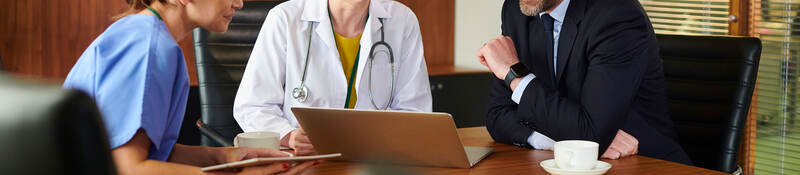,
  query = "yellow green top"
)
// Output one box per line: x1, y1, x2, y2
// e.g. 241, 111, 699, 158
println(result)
334, 32, 362, 108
